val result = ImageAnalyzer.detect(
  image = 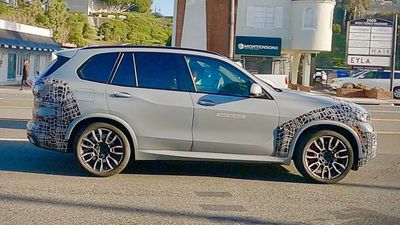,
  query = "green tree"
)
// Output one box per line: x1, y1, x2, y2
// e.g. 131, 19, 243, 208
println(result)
342, 0, 371, 19
98, 19, 130, 42
332, 23, 341, 34
44, 0, 69, 43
